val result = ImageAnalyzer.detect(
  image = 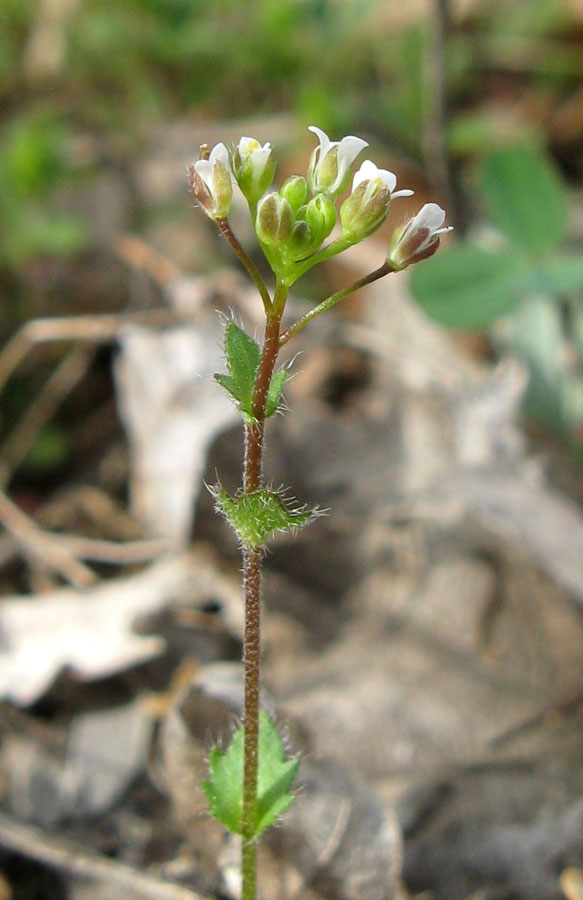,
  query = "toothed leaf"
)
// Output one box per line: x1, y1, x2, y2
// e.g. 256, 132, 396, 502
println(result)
214, 487, 315, 548
214, 323, 261, 420
202, 711, 298, 838
202, 733, 244, 834
265, 369, 286, 417
256, 711, 298, 834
